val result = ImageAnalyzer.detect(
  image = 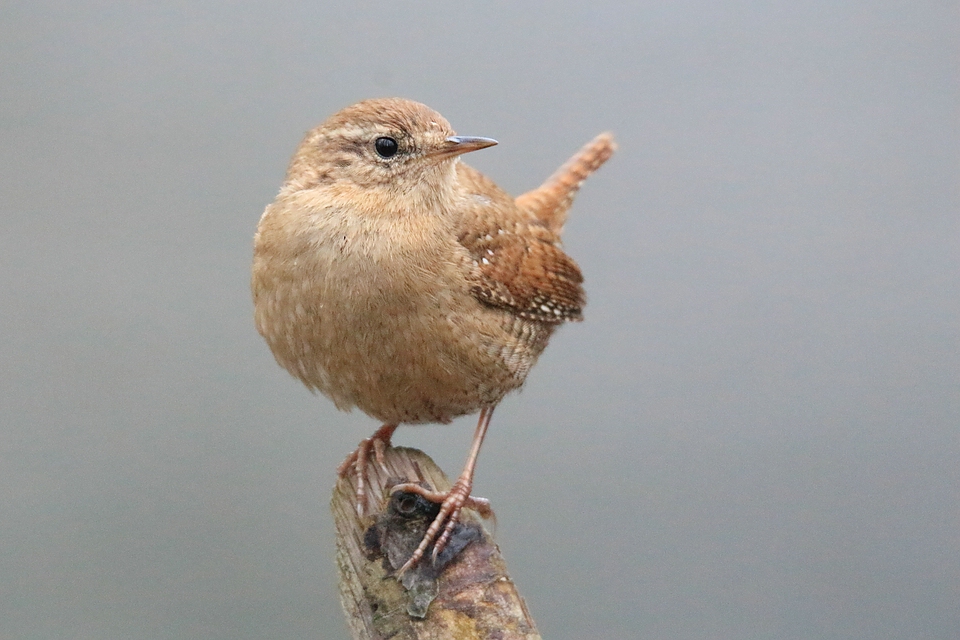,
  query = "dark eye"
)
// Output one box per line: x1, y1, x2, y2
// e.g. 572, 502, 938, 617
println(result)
374, 136, 398, 158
